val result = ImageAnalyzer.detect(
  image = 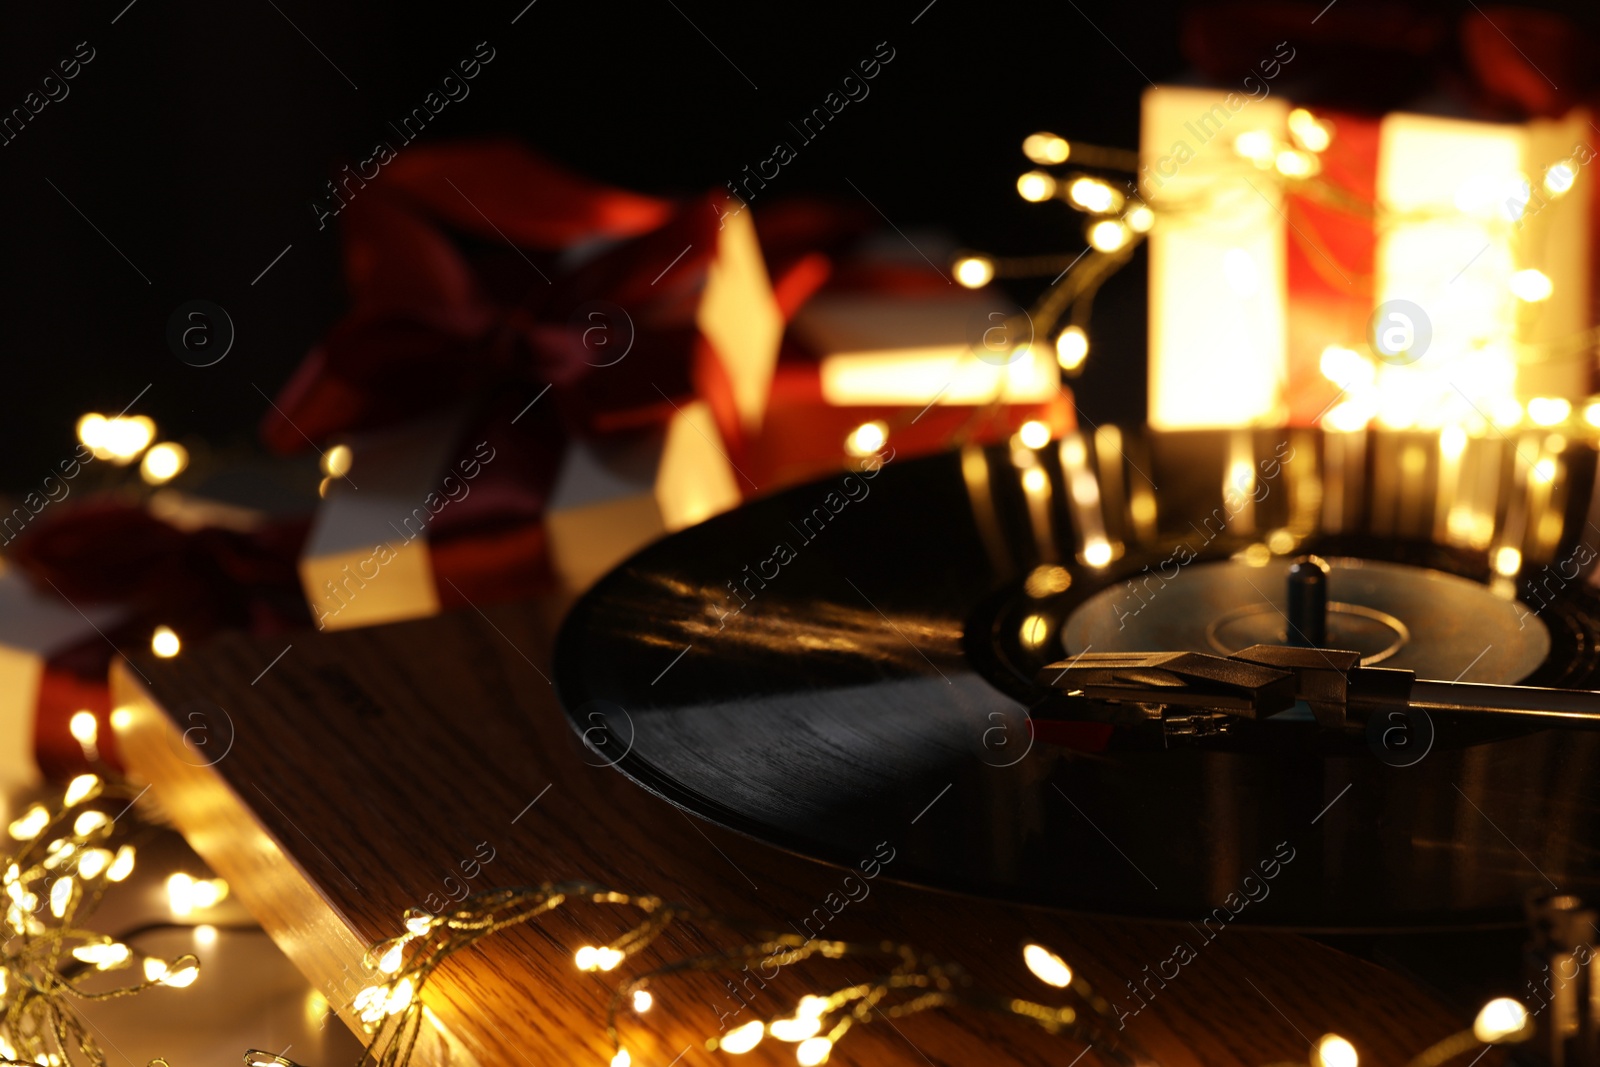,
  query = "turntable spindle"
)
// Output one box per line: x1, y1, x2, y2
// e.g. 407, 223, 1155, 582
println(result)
1286, 555, 1330, 647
